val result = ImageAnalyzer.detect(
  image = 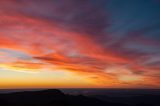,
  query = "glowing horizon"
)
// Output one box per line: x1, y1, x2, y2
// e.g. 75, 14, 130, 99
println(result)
0, 0, 160, 89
